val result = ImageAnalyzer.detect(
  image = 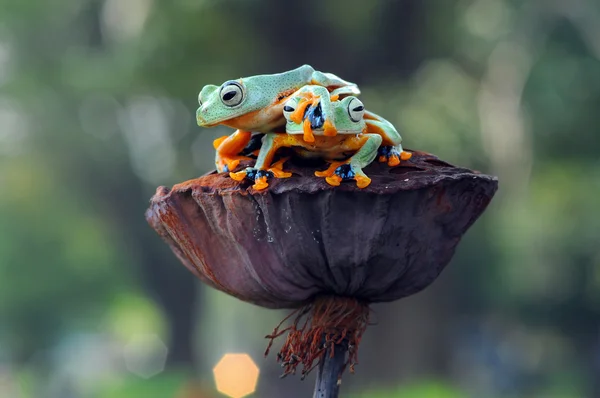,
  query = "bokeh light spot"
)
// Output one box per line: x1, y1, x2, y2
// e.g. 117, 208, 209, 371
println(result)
123, 333, 168, 379
213, 353, 259, 398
